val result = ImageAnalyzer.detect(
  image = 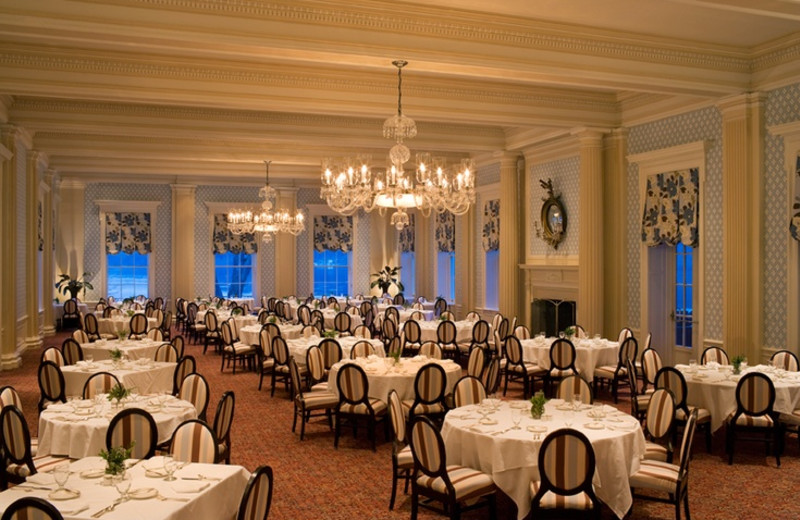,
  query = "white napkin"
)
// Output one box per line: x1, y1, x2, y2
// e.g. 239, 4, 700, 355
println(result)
171, 481, 210, 493
26, 473, 55, 485
706, 361, 720, 369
